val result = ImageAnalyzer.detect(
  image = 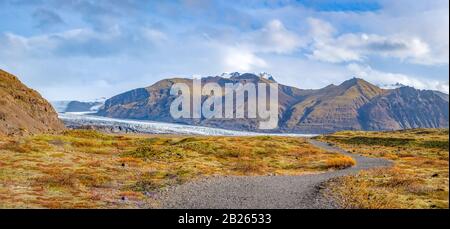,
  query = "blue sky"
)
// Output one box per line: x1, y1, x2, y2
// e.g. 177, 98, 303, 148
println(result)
0, 0, 448, 100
